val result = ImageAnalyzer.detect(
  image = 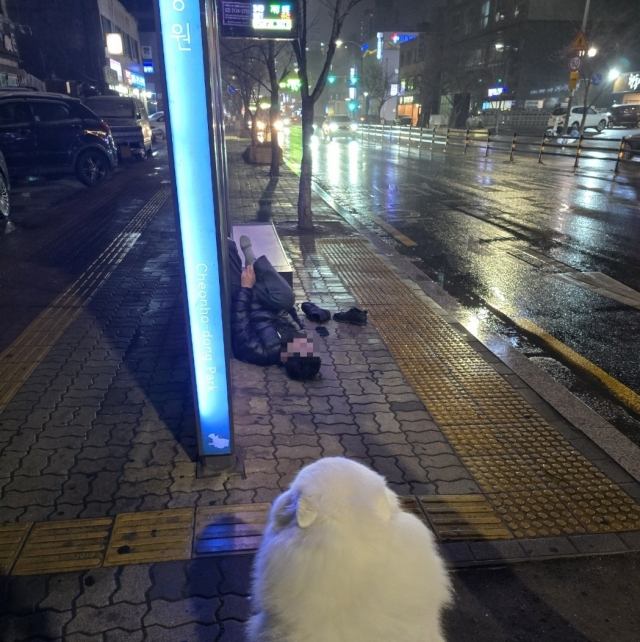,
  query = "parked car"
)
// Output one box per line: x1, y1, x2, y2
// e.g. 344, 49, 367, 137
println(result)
85, 96, 152, 160
0, 92, 117, 186
621, 132, 640, 160
149, 110, 166, 141
607, 104, 640, 129
394, 116, 413, 127
322, 115, 357, 141
547, 106, 607, 132
0, 149, 10, 219
466, 110, 499, 130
